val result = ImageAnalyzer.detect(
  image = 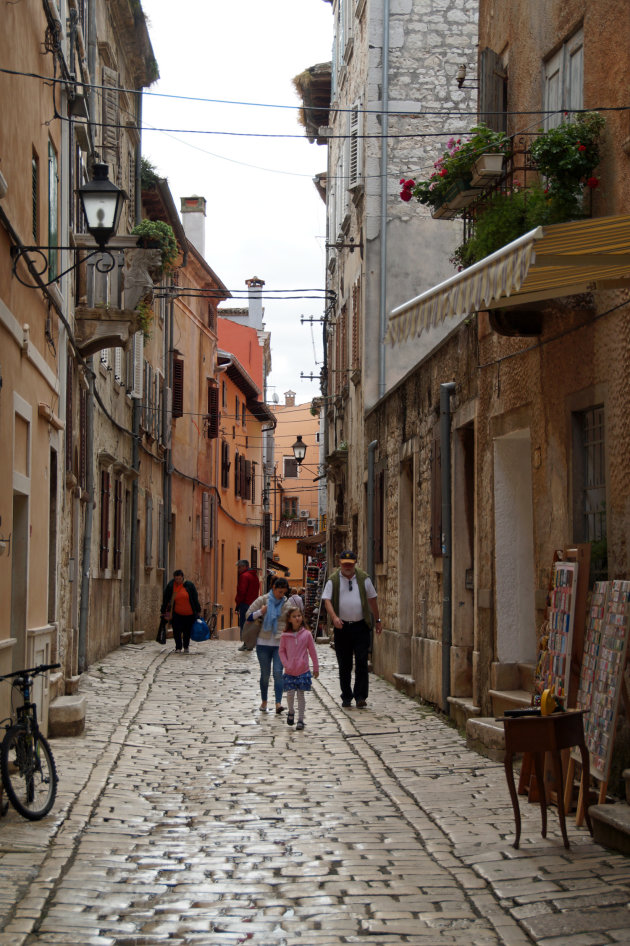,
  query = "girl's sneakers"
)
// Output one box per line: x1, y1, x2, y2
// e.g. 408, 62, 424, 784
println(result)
296, 720, 305, 731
